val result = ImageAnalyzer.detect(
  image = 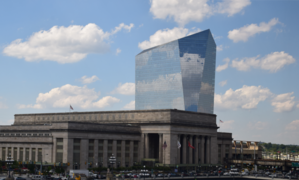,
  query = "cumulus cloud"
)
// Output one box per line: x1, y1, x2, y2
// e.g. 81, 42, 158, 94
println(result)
219, 120, 234, 130
271, 92, 295, 113
285, 120, 299, 131
248, 121, 268, 130
138, 27, 189, 50
228, 18, 279, 42
111, 83, 135, 95
116, 48, 121, 55
214, 85, 272, 110
150, 0, 251, 26
219, 80, 227, 87
79, 75, 100, 84
3, 23, 134, 63
215, 85, 297, 112
231, 51, 295, 72
18, 84, 120, 109
123, 101, 135, 110
216, 58, 230, 72
217, 45, 223, 51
